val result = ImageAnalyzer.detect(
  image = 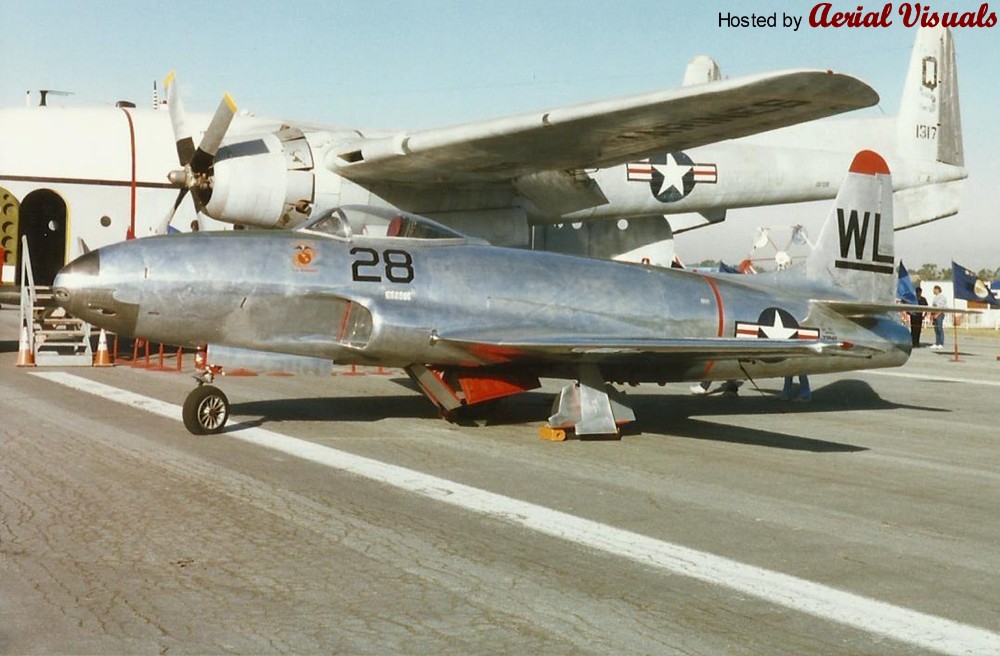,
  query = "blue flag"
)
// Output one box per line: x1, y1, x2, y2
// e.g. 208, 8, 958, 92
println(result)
896, 261, 917, 304
952, 261, 1000, 307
